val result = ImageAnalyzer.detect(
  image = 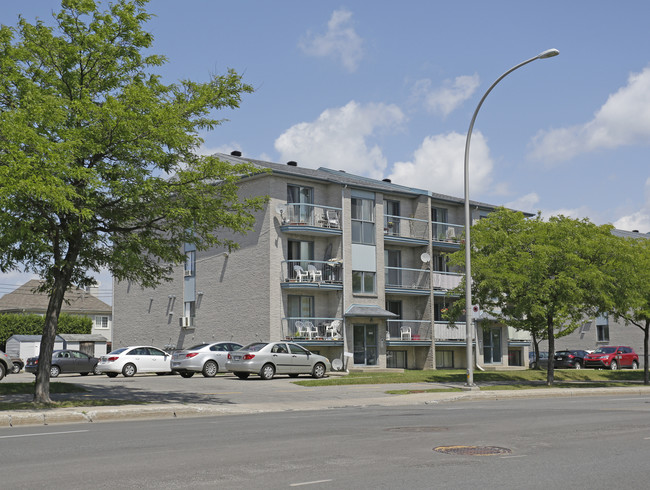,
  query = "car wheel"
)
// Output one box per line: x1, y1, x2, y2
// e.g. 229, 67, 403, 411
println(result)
234, 372, 249, 379
202, 360, 218, 377
80, 372, 89, 376
12, 362, 21, 374
260, 363, 275, 380
179, 371, 195, 378
530, 362, 537, 370
574, 362, 582, 370
106, 372, 118, 378
632, 360, 639, 370
610, 360, 618, 370
312, 362, 326, 379
50, 365, 60, 378
0, 364, 5, 381
93, 365, 101, 375
122, 363, 137, 377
